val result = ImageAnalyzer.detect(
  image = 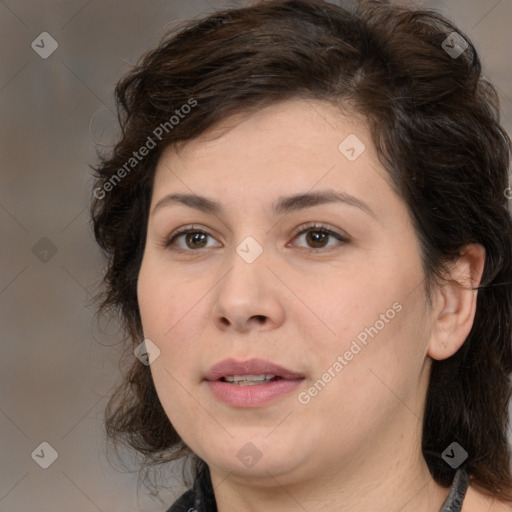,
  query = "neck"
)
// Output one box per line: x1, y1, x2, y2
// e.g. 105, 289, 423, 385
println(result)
210, 446, 449, 512
209, 402, 450, 512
